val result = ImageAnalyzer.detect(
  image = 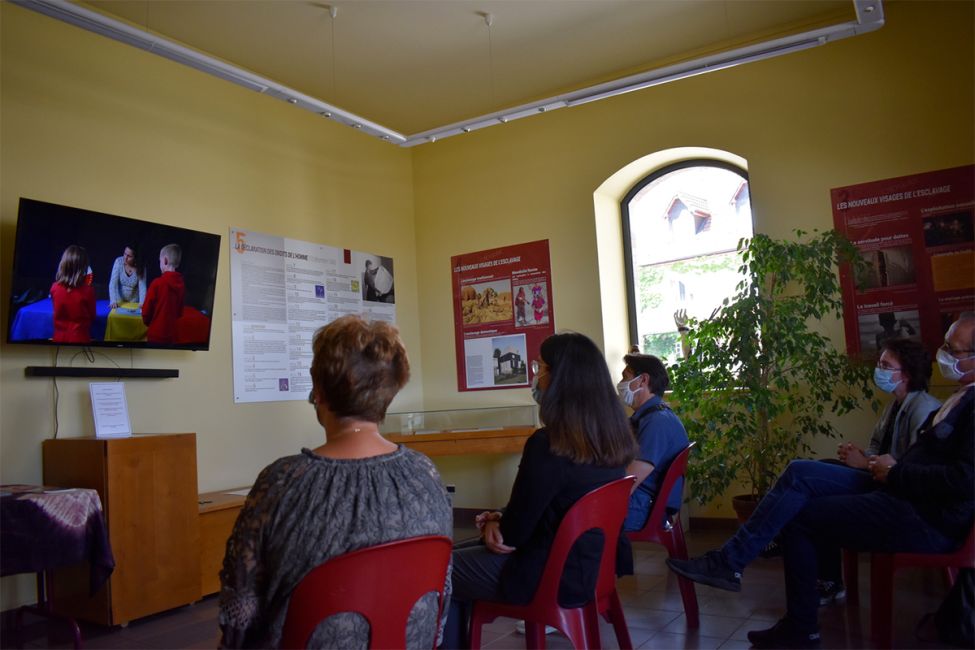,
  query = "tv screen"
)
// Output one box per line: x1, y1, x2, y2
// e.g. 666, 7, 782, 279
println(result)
7, 198, 221, 350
